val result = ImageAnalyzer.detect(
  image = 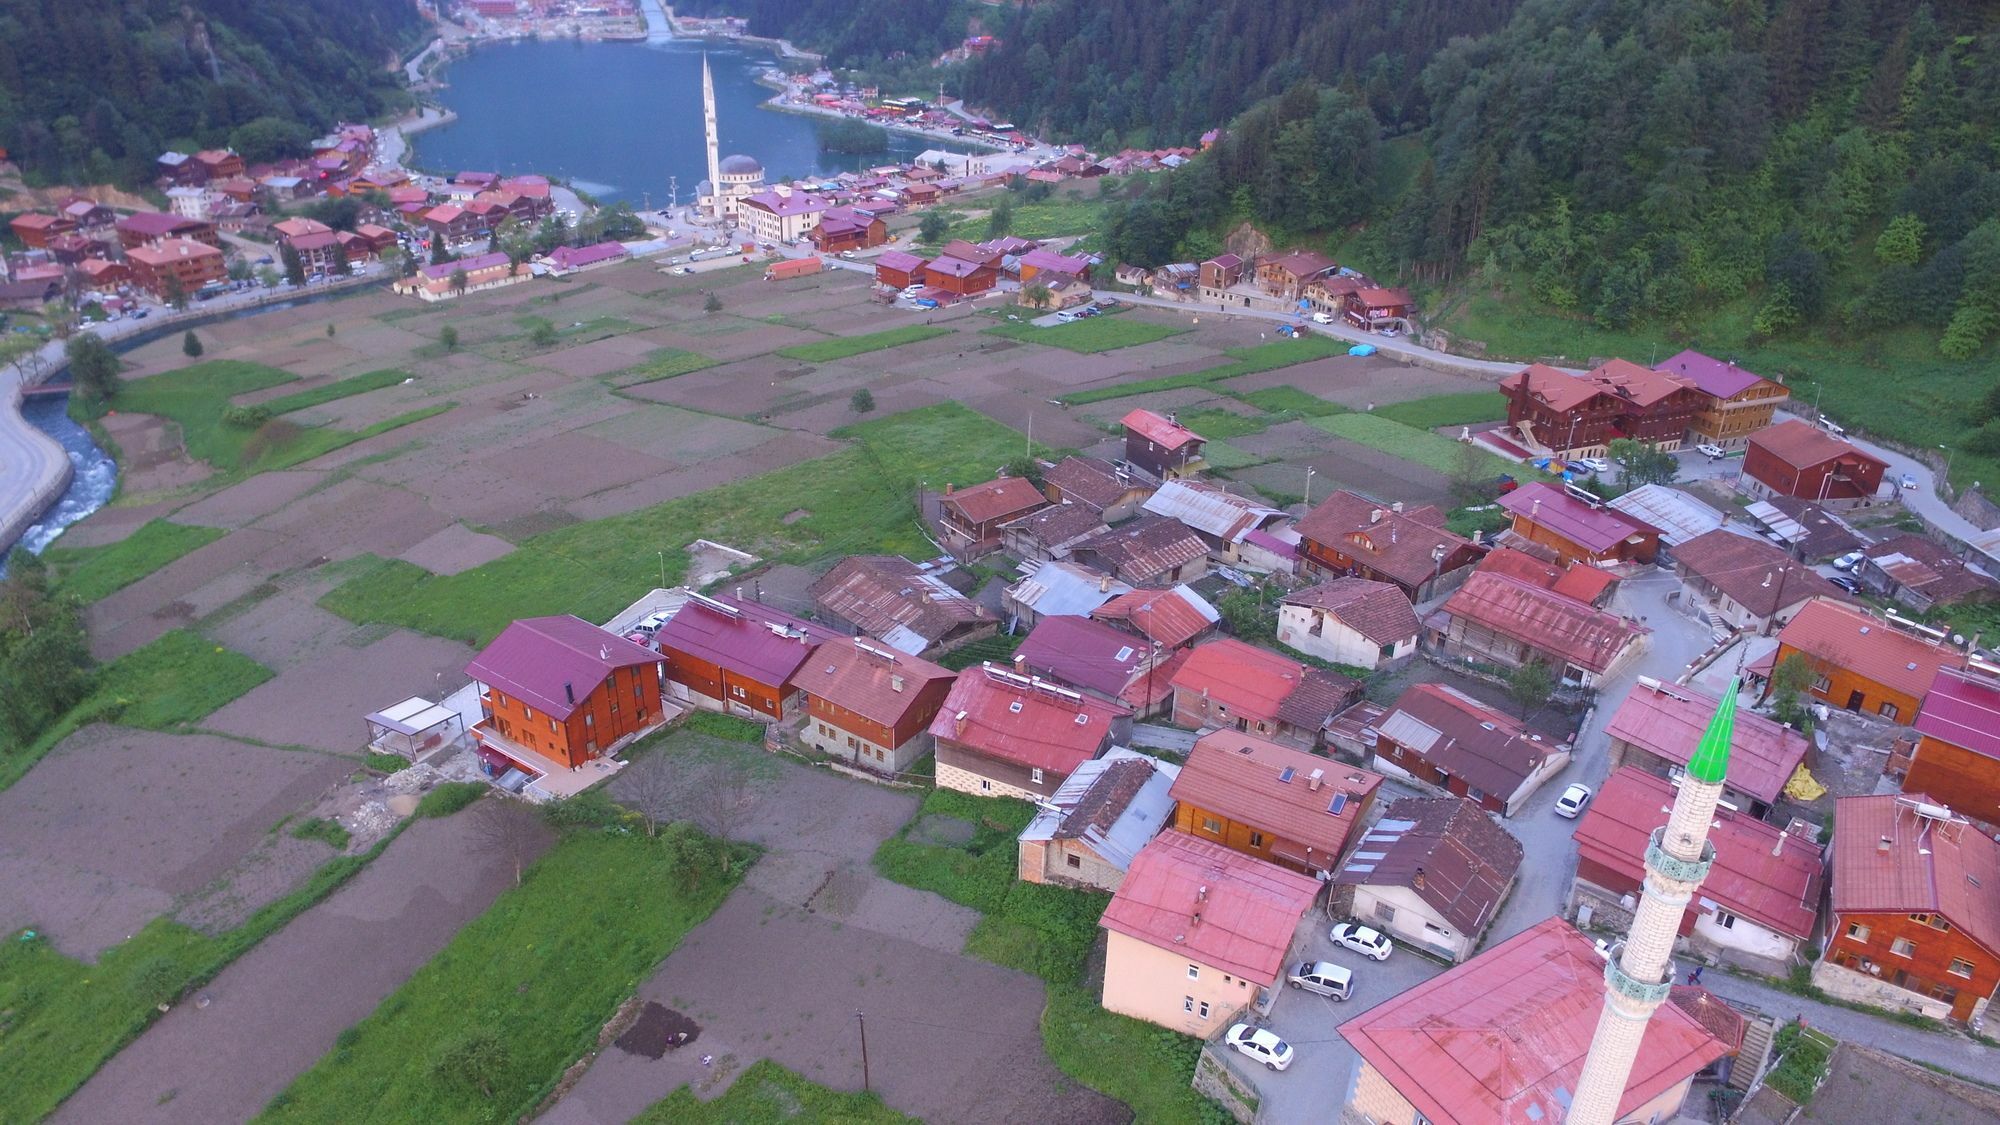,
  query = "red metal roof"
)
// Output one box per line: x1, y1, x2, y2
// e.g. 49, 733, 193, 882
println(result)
1338, 796, 1524, 935
1017, 615, 1150, 698
1604, 680, 1808, 805
940, 476, 1046, 526
1550, 564, 1616, 604
1575, 768, 1822, 939
466, 615, 662, 721
875, 249, 927, 273
1340, 917, 1730, 1125
1120, 408, 1205, 451
794, 638, 956, 730
1100, 832, 1321, 985
1915, 666, 2000, 762
1830, 794, 2000, 957
1500, 363, 1612, 413
1672, 529, 1843, 619
928, 663, 1129, 774
1170, 639, 1311, 724
1776, 598, 1960, 703
1293, 491, 1476, 590
1749, 419, 1889, 472
653, 593, 839, 690
1500, 483, 1658, 555
1585, 357, 1695, 408
1172, 731, 1383, 866
1440, 572, 1646, 675
1092, 587, 1218, 649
